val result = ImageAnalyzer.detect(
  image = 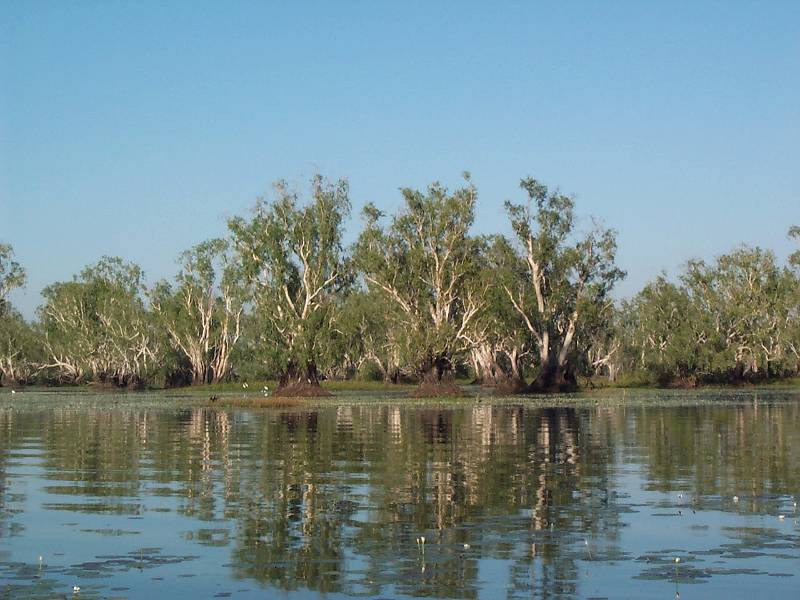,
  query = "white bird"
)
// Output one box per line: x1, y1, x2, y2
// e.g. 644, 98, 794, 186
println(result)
73, 585, 80, 593
674, 557, 681, 563
733, 495, 739, 503
463, 543, 470, 550
11, 390, 15, 395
